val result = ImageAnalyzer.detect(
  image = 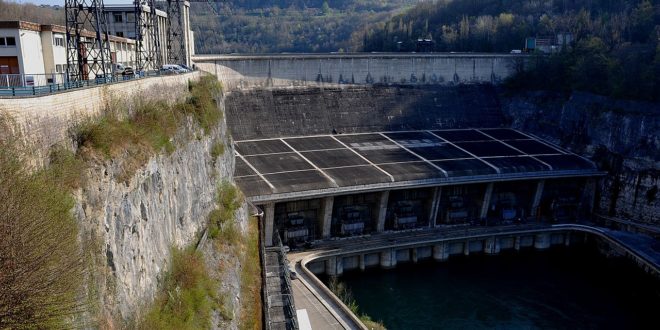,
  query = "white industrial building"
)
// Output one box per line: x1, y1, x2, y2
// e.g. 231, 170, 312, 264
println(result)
0, 20, 136, 86
105, 2, 194, 67
0, 1, 194, 87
